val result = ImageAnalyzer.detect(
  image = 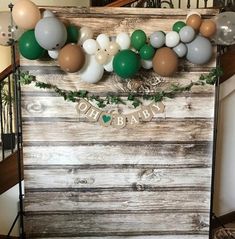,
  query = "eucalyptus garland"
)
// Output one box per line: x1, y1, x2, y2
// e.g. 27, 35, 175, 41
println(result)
20, 67, 222, 109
